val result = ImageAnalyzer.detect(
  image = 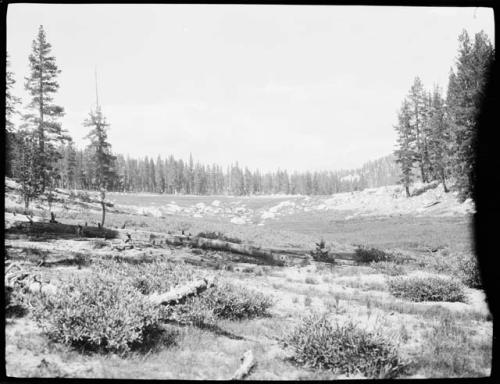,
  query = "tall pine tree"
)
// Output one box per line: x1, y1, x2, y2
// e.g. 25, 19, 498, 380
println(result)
394, 100, 415, 197
446, 30, 494, 200
407, 77, 430, 183
427, 86, 450, 192
23, 25, 68, 194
